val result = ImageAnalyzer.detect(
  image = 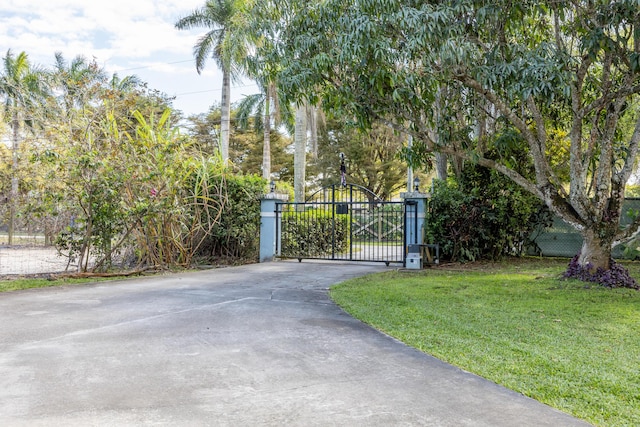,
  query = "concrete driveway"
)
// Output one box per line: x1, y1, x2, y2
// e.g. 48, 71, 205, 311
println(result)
0, 261, 589, 426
